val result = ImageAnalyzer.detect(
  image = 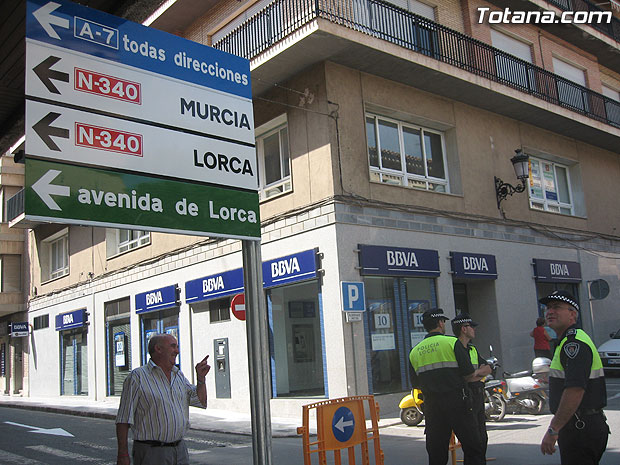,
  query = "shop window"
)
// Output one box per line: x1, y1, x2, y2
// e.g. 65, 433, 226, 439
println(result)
106, 229, 150, 257
0, 254, 21, 291
256, 114, 291, 201
61, 329, 88, 396
209, 297, 231, 323
105, 298, 131, 396
268, 280, 325, 397
364, 275, 436, 394
366, 113, 448, 192
41, 228, 69, 282
528, 157, 574, 215
33, 314, 49, 330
